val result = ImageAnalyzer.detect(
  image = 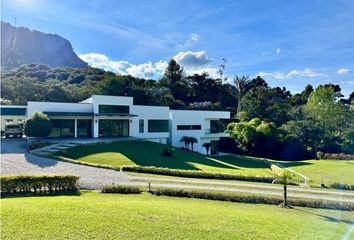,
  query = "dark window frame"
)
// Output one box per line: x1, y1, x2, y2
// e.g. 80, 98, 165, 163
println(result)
148, 119, 169, 133
98, 105, 130, 114
177, 125, 202, 130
